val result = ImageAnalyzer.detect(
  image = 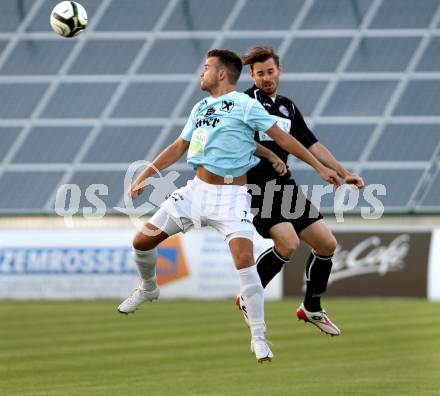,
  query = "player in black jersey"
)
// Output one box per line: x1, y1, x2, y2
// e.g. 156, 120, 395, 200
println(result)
237, 46, 364, 336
